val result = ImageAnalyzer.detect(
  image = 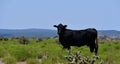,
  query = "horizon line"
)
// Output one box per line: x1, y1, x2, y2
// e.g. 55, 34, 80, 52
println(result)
0, 28, 120, 31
